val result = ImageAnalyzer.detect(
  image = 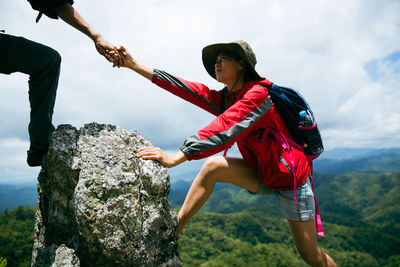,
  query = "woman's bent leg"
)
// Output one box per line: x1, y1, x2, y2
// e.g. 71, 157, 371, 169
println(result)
288, 219, 336, 267
177, 156, 259, 235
